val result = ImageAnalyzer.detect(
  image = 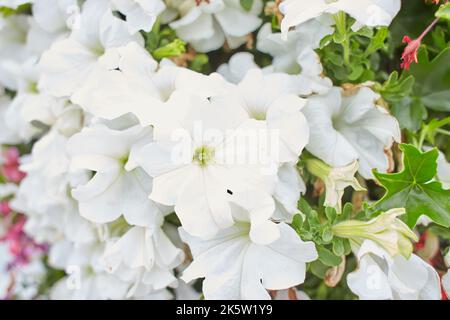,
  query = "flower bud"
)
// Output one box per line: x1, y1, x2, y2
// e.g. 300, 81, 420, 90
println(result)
306, 159, 365, 212
331, 208, 418, 258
